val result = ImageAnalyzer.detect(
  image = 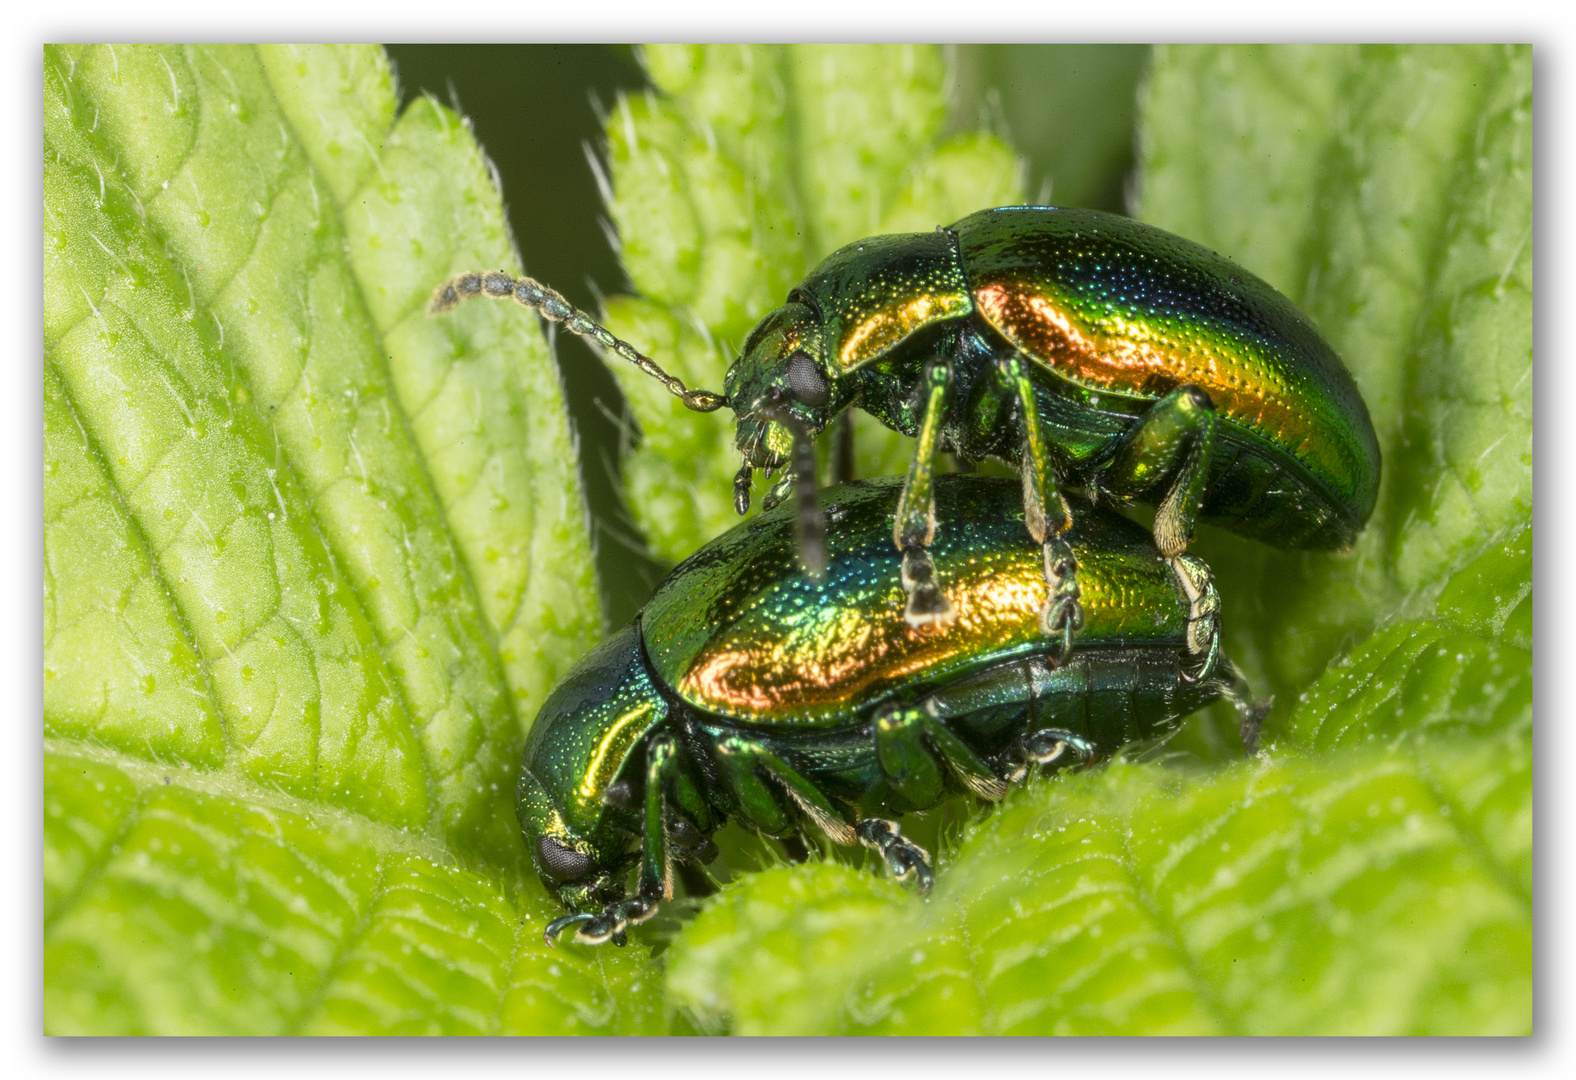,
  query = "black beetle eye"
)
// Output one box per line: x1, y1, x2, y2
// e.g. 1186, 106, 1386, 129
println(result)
535, 836, 595, 883
784, 350, 830, 408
